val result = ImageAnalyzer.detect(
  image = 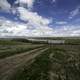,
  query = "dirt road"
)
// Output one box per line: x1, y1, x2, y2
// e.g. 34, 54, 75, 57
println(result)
0, 47, 48, 80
